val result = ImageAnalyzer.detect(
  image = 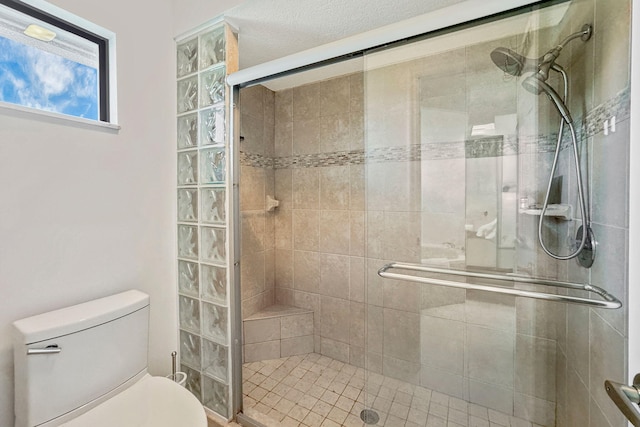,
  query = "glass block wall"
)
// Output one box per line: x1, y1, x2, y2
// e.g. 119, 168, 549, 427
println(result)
176, 21, 238, 419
